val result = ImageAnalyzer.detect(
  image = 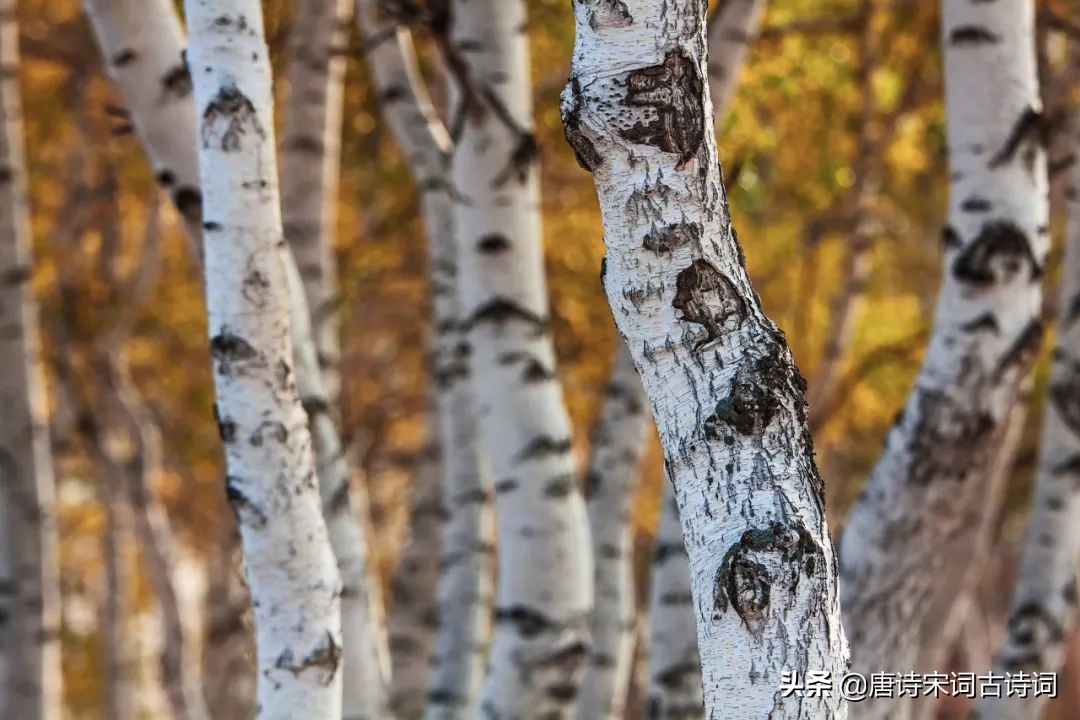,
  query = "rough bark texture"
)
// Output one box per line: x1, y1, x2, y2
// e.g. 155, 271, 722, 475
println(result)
563, 2, 848, 717
838, 2, 1047, 718
184, 2, 344, 716
646, 480, 705, 720
575, 345, 650, 720
355, 2, 495, 716
387, 426, 441, 720
82, 0, 204, 245
979, 103, 1080, 720
451, 1, 594, 716
706, 0, 766, 119
281, 0, 353, 404
0, 3, 62, 717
